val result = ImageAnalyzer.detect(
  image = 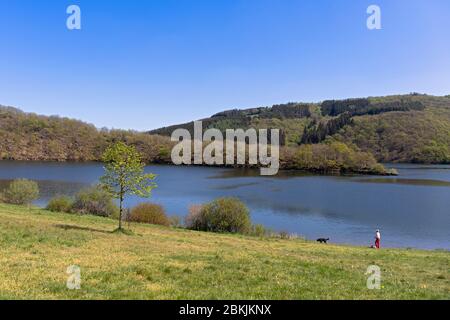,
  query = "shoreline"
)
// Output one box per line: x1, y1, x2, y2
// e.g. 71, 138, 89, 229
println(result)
0, 158, 403, 176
